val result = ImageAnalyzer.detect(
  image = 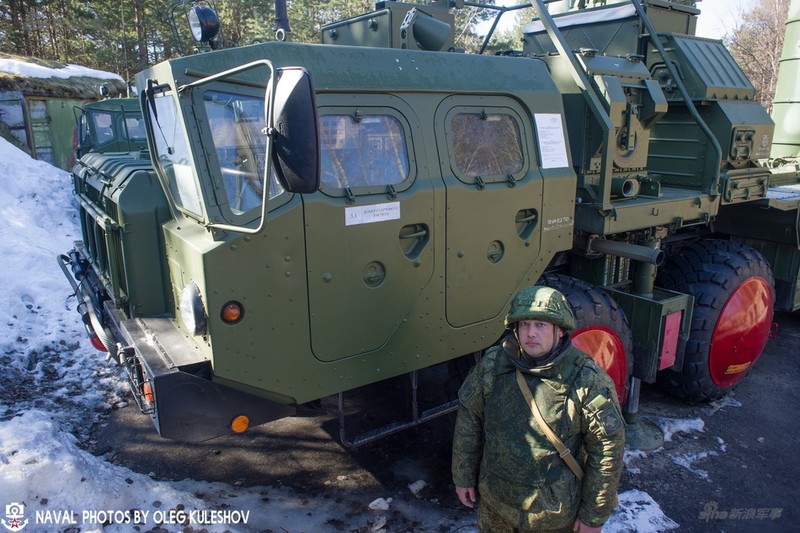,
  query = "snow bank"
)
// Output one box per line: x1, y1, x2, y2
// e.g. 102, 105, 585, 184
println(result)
0, 138, 127, 440
0, 139, 81, 358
